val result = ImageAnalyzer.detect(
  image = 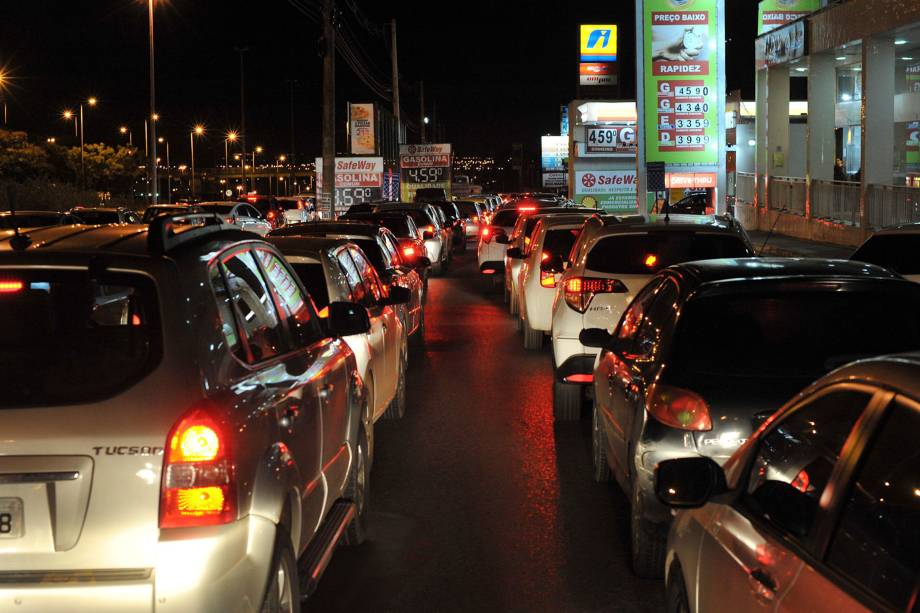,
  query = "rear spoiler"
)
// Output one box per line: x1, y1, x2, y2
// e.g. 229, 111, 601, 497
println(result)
147, 213, 241, 255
